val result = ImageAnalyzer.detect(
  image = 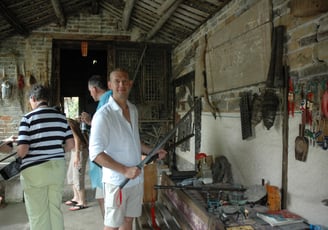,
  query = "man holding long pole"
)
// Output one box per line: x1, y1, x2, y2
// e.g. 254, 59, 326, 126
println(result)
89, 68, 167, 230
